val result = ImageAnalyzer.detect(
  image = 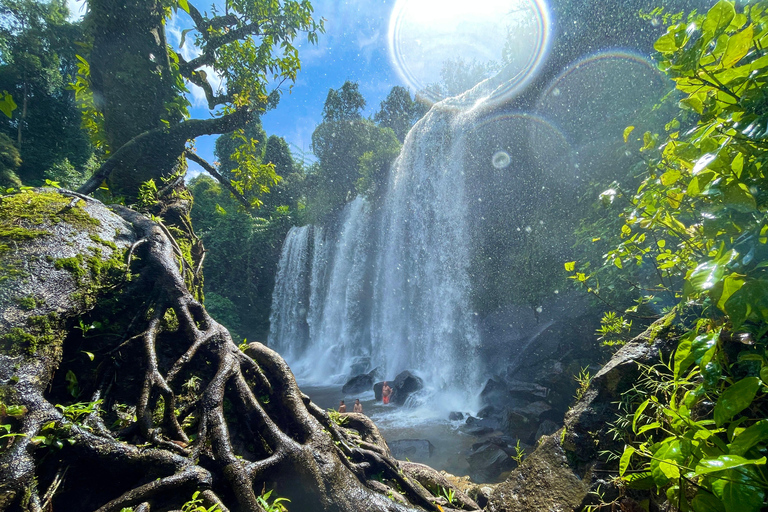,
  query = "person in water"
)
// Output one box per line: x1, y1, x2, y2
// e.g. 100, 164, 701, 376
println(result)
338, 400, 346, 413
353, 399, 363, 414
381, 382, 392, 404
